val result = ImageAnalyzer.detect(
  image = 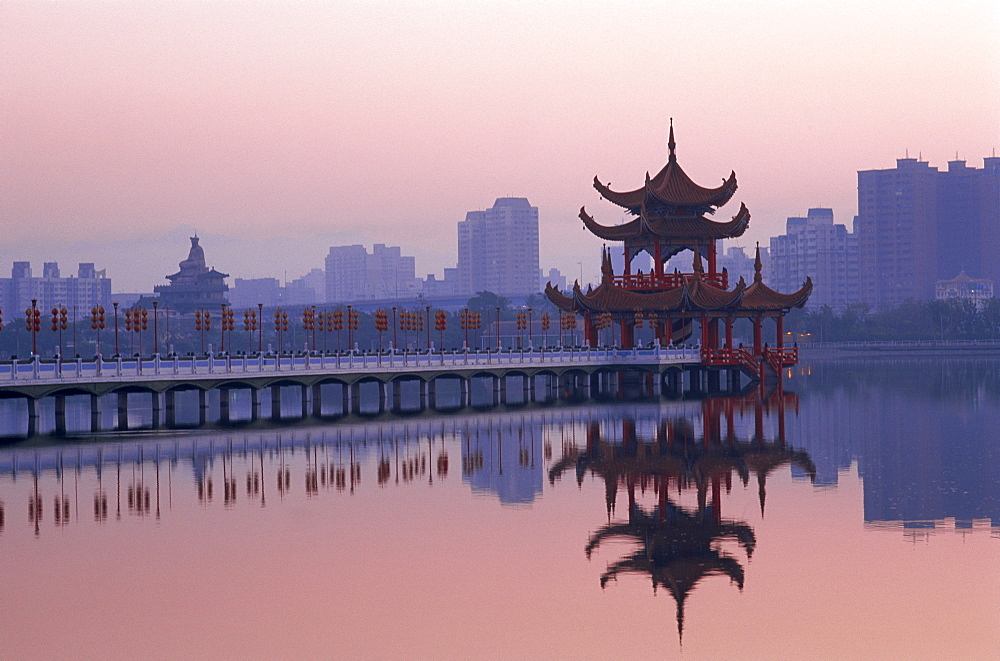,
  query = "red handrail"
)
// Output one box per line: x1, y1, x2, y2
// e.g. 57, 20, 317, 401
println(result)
611, 271, 728, 290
